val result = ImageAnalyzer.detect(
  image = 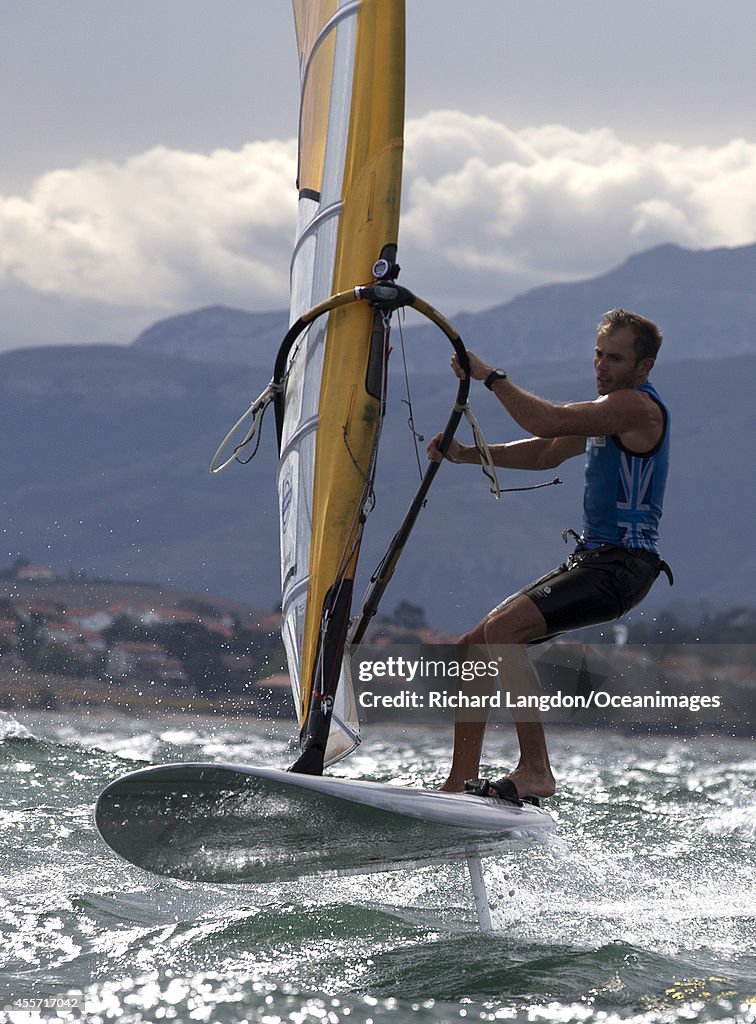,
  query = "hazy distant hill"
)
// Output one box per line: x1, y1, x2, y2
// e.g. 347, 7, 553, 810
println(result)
133, 306, 287, 367
3, 241, 754, 628
408, 241, 756, 366
0, 344, 283, 614
0, 577, 264, 623
130, 242, 756, 368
